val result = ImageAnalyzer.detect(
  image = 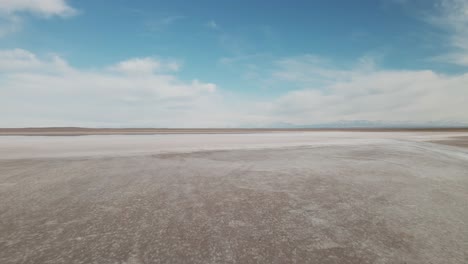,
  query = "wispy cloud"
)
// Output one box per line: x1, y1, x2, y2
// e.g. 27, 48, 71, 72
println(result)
0, 13, 21, 37
219, 53, 269, 65
146, 15, 185, 31
428, 0, 468, 66
218, 33, 252, 55
206, 20, 219, 30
